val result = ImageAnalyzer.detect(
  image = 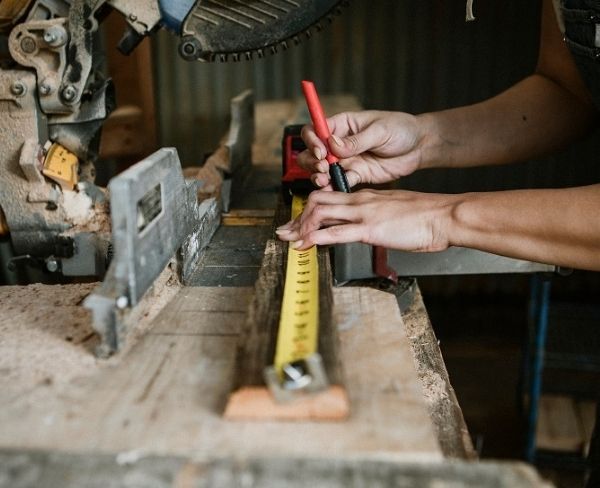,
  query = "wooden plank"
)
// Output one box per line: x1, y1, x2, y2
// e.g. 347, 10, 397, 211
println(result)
0, 450, 551, 488
0, 286, 441, 462
224, 386, 349, 420
401, 286, 477, 459
536, 394, 585, 452
99, 106, 147, 159
577, 399, 597, 456
224, 238, 348, 420
224, 193, 347, 420
222, 241, 349, 416
150, 287, 253, 336
222, 209, 275, 226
